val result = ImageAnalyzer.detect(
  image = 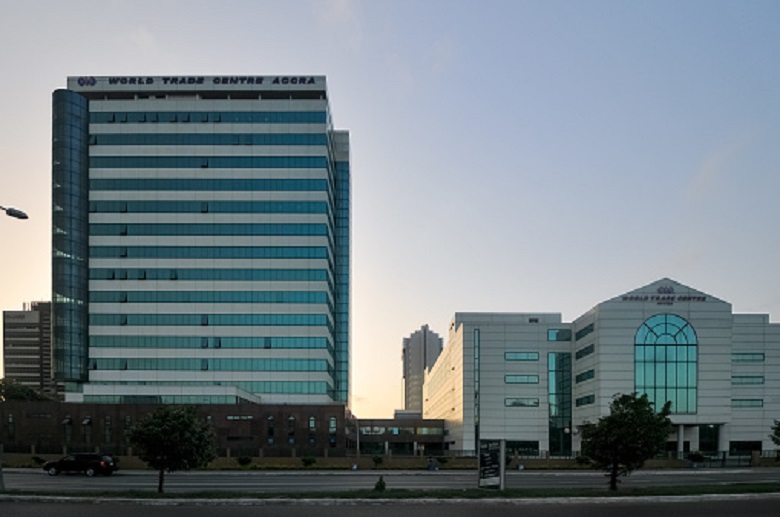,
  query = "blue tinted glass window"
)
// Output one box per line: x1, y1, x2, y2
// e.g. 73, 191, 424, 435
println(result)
89, 291, 330, 304
732, 399, 763, 408
91, 156, 327, 169
732, 353, 764, 362
547, 329, 572, 341
92, 133, 328, 146
505, 398, 540, 407
505, 352, 539, 361
732, 376, 764, 385
634, 314, 697, 415
89, 246, 329, 259
90, 178, 328, 191
90, 313, 331, 327
575, 394, 595, 407
89, 200, 328, 214
89, 223, 328, 237
90, 111, 327, 124
504, 375, 539, 384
